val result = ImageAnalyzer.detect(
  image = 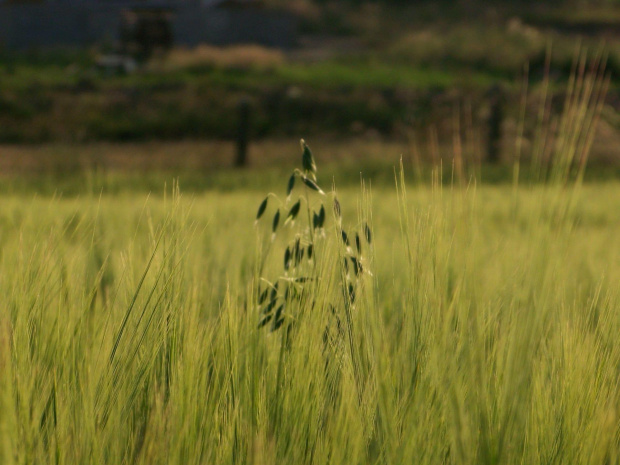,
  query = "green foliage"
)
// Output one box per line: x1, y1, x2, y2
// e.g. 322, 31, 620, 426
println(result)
254, 139, 371, 338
